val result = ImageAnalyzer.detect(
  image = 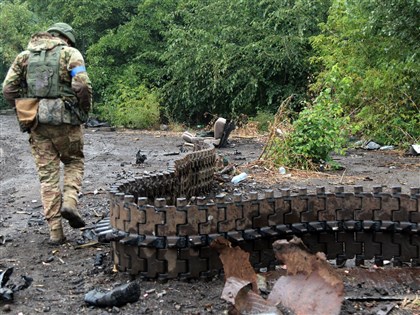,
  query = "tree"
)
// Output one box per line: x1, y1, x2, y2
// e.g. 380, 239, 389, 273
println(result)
0, 1, 39, 63
0, 0, 40, 108
311, 0, 419, 145
87, 0, 177, 94
25, 0, 139, 54
86, 0, 178, 123
161, 0, 331, 123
